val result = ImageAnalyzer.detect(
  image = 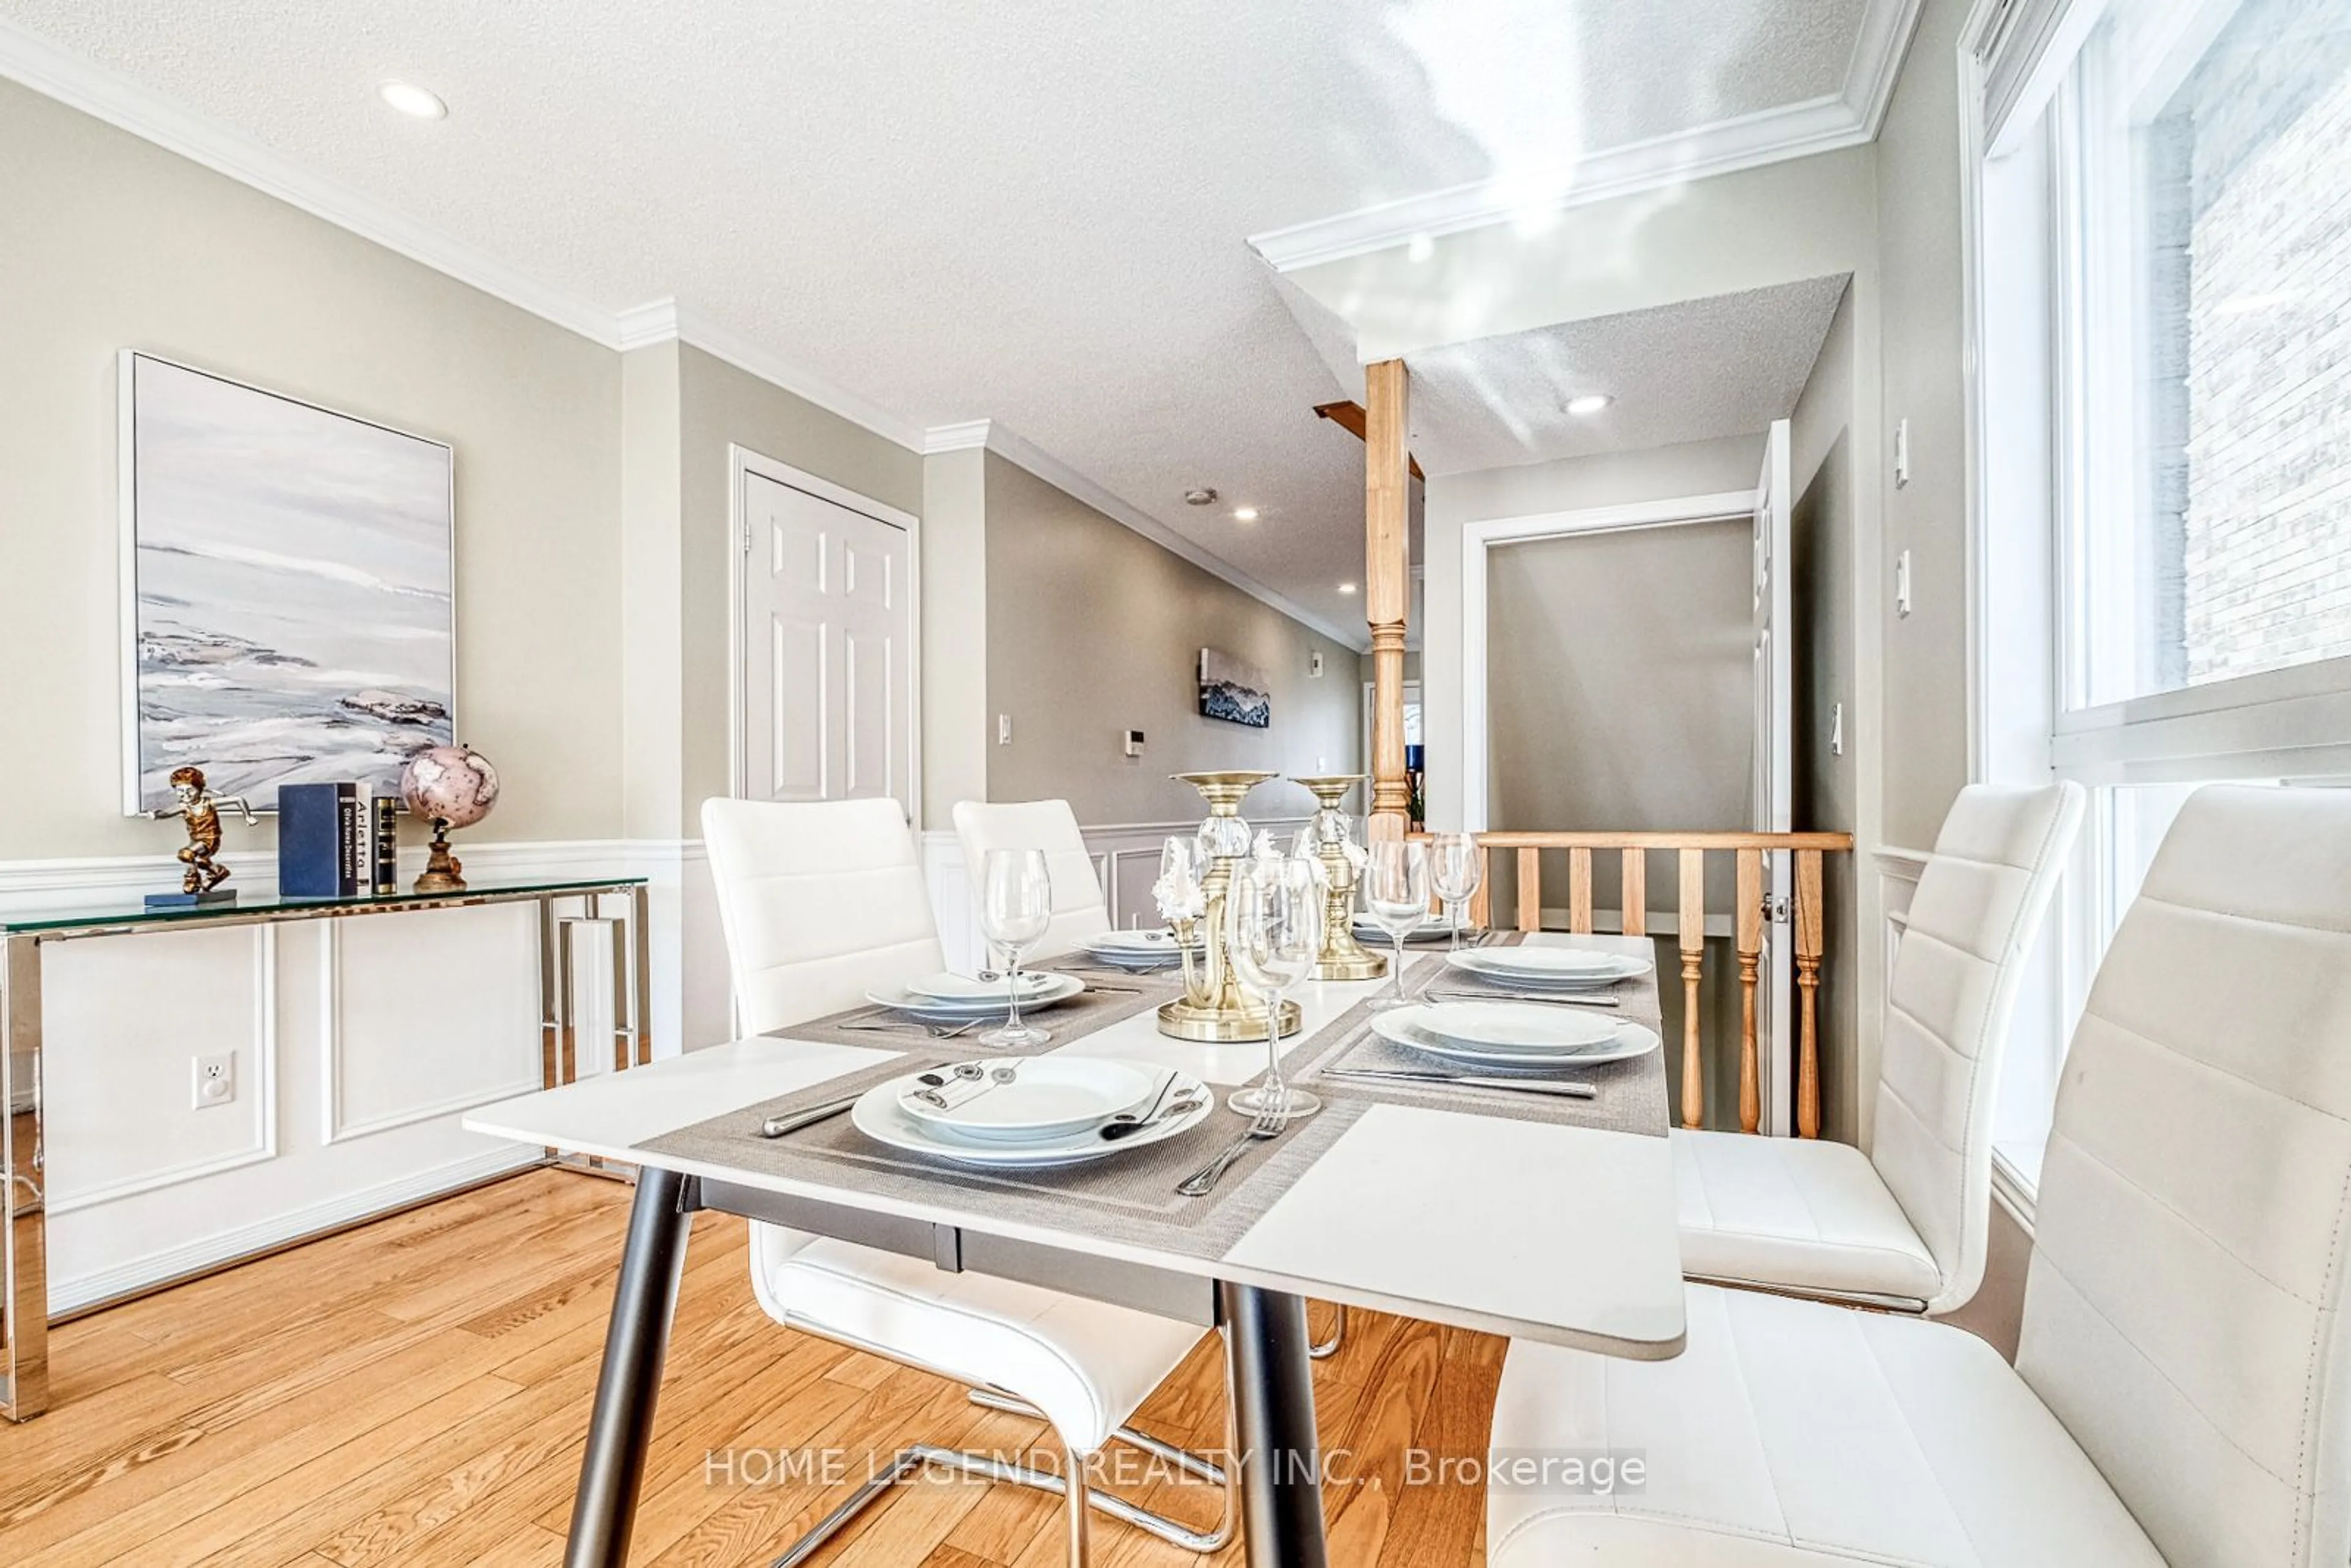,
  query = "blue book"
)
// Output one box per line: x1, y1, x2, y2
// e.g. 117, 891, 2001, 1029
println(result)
279, 782, 356, 898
